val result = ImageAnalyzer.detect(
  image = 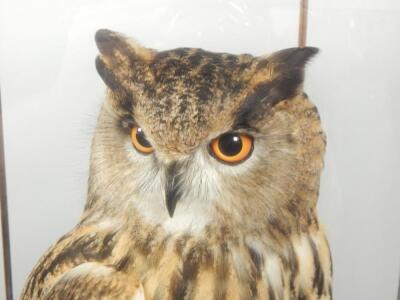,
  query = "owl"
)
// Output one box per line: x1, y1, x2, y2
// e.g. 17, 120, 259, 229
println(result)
21, 29, 332, 300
